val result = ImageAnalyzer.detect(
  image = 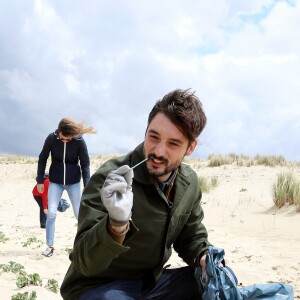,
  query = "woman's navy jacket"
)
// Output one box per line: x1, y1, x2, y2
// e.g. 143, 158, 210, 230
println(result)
37, 131, 90, 187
